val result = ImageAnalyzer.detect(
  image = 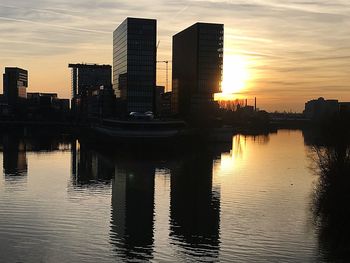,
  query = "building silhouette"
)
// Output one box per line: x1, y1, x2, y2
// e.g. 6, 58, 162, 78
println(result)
68, 63, 113, 119
69, 63, 112, 98
304, 97, 340, 121
172, 23, 223, 118
1, 67, 70, 120
113, 18, 157, 114
3, 67, 28, 108
26, 92, 70, 120
155, 85, 172, 116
